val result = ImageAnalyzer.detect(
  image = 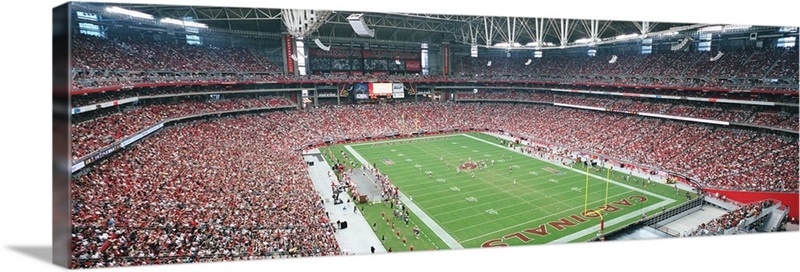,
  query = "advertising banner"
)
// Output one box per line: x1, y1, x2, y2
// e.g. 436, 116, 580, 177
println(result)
338, 84, 352, 97
362, 49, 420, 60
388, 60, 405, 71
364, 59, 388, 71
392, 83, 405, 98
309, 48, 362, 58
353, 83, 369, 99
406, 83, 417, 96
309, 58, 331, 70
284, 34, 295, 74
443, 43, 450, 74
405, 60, 421, 71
